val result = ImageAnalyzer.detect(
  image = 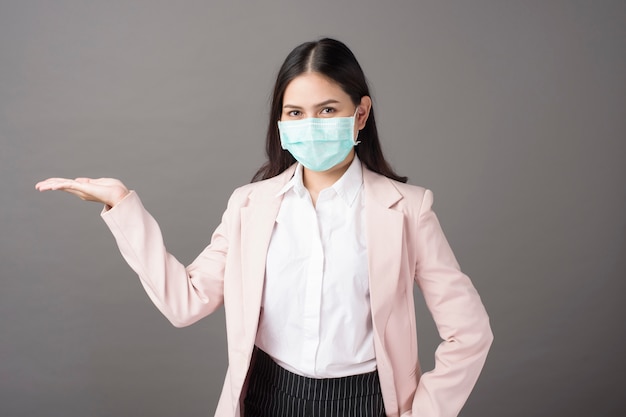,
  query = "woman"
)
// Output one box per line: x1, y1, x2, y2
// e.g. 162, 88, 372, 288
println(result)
36, 38, 493, 417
